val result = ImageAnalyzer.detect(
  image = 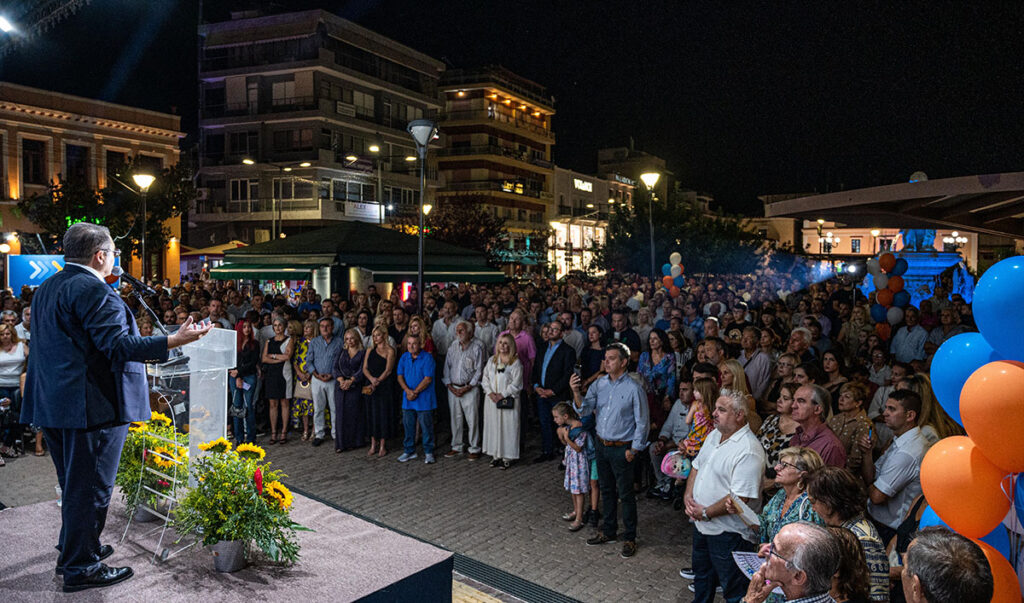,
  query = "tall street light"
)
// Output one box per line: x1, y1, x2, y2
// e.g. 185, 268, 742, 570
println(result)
132, 173, 155, 281
407, 119, 438, 315
639, 172, 660, 283
242, 158, 311, 239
